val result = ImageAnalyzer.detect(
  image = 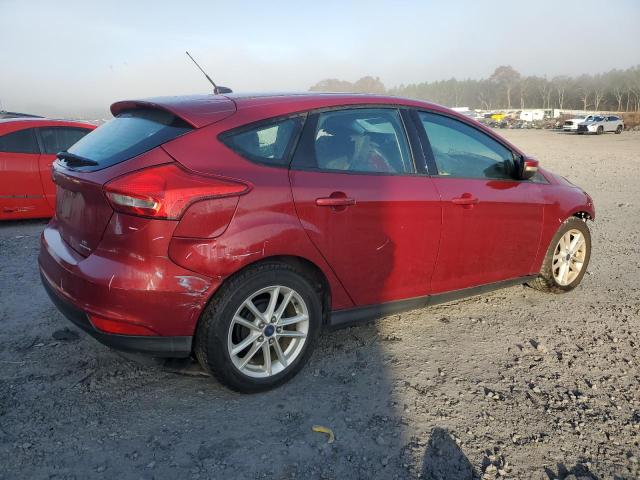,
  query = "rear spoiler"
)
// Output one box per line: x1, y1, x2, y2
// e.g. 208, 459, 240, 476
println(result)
110, 94, 236, 128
